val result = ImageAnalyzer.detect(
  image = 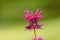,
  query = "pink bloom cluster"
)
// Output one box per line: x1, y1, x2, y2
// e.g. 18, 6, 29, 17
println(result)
24, 9, 43, 30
